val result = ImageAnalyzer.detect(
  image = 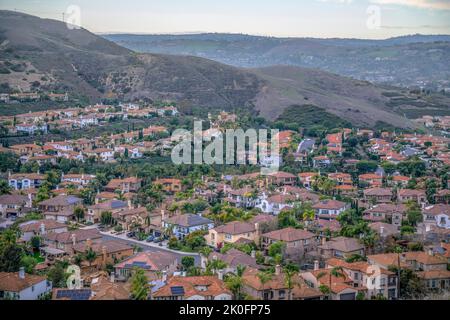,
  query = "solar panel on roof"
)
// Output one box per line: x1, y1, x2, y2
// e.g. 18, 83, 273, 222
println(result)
170, 286, 185, 295
56, 289, 91, 300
